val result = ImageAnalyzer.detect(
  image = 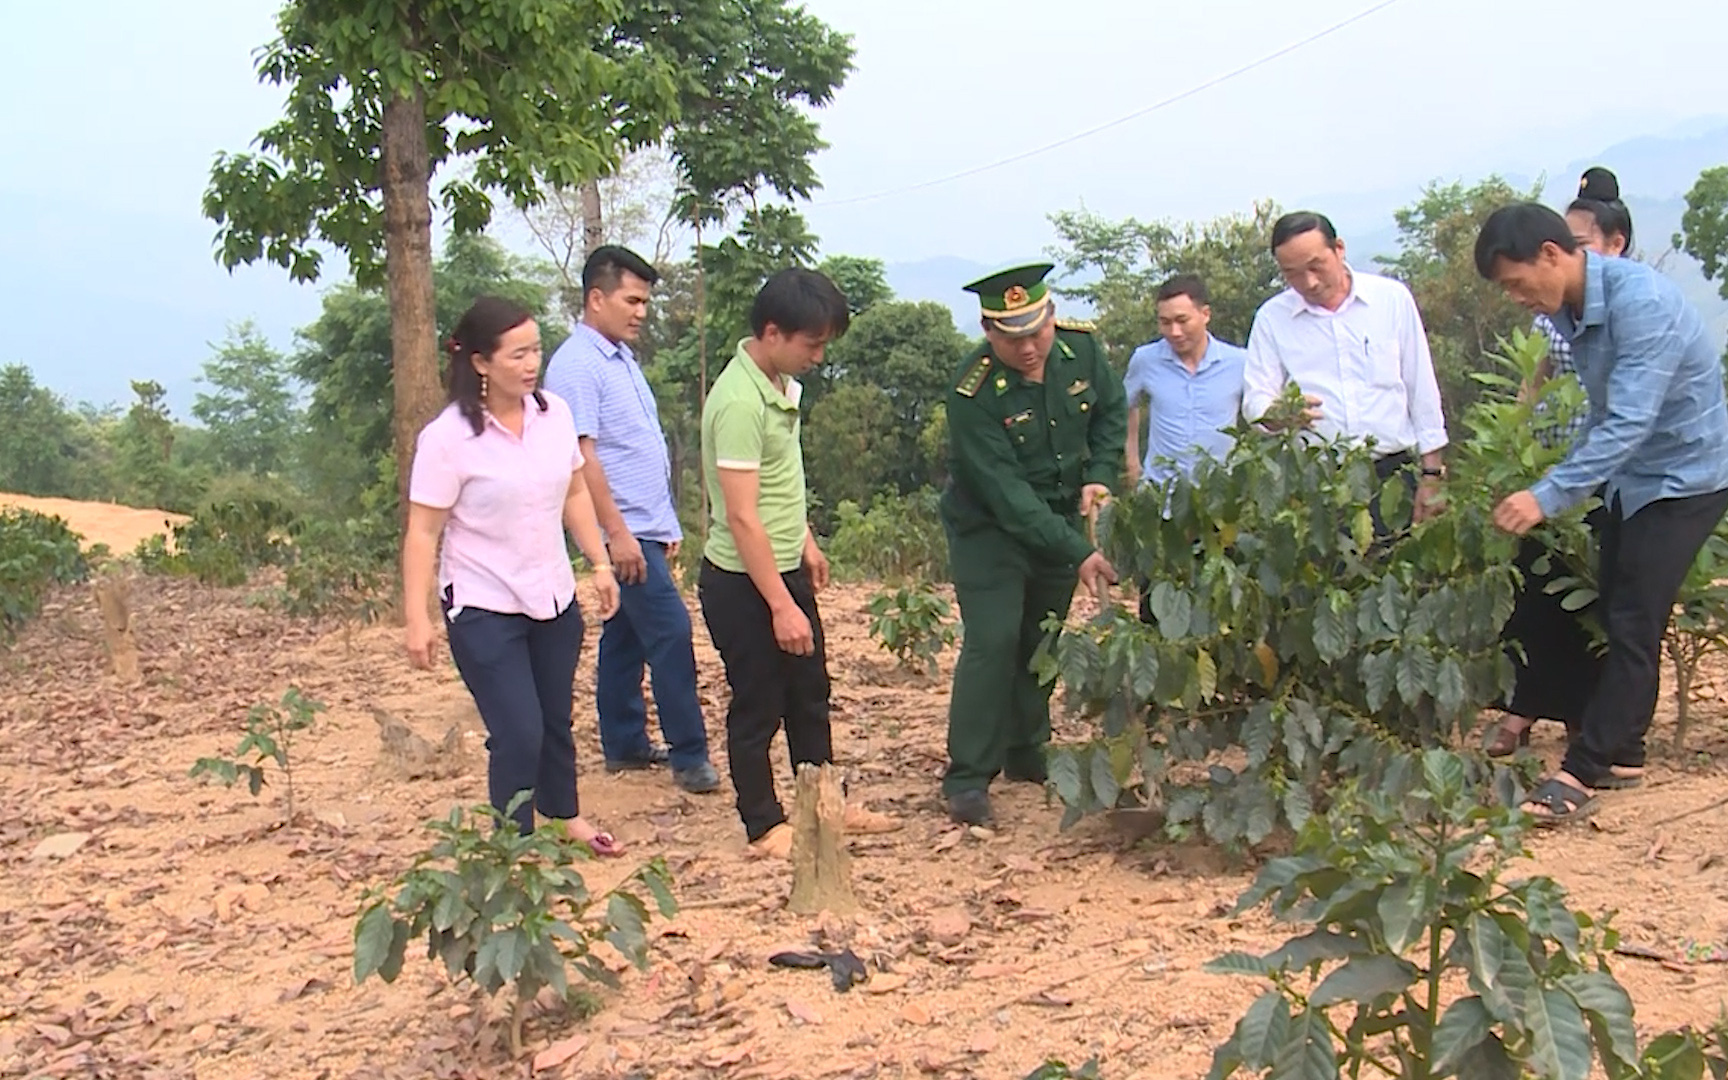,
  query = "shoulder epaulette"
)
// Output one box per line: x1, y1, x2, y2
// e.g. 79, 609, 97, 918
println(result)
955, 355, 992, 397
1056, 317, 1096, 333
